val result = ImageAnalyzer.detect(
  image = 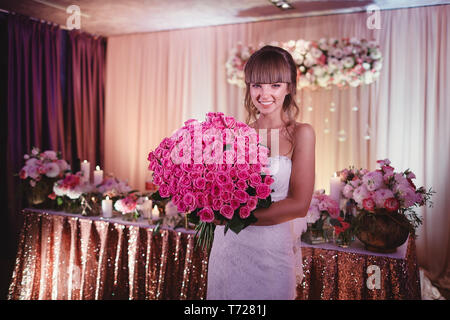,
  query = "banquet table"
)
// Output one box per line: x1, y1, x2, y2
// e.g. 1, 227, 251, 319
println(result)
8, 209, 421, 300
